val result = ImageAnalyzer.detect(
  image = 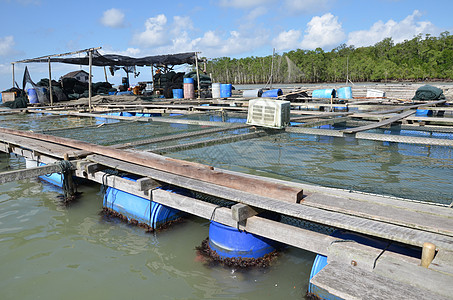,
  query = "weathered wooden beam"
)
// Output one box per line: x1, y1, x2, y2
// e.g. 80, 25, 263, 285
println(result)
342, 110, 415, 134
0, 127, 303, 203
86, 154, 453, 250
152, 189, 335, 256
231, 203, 260, 222
136, 177, 160, 191
0, 164, 61, 184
